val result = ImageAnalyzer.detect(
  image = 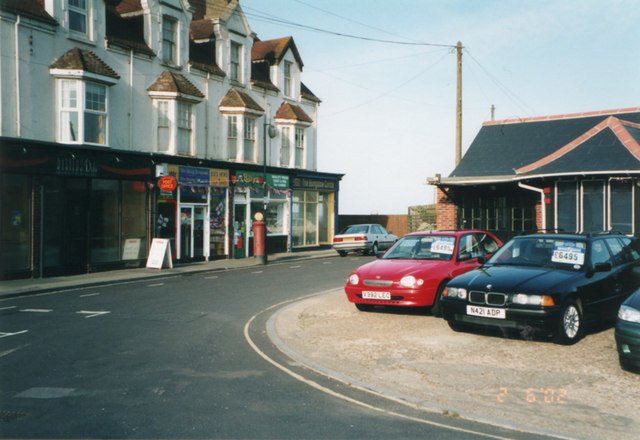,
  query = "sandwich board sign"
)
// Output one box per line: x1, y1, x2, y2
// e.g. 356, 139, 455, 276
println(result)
146, 238, 173, 269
